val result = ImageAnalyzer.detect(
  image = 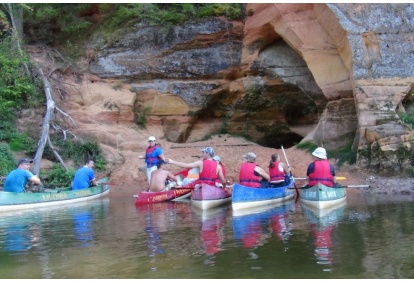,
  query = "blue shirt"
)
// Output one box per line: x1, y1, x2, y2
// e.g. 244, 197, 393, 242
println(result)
72, 166, 95, 190
4, 169, 34, 193
145, 146, 163, 168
